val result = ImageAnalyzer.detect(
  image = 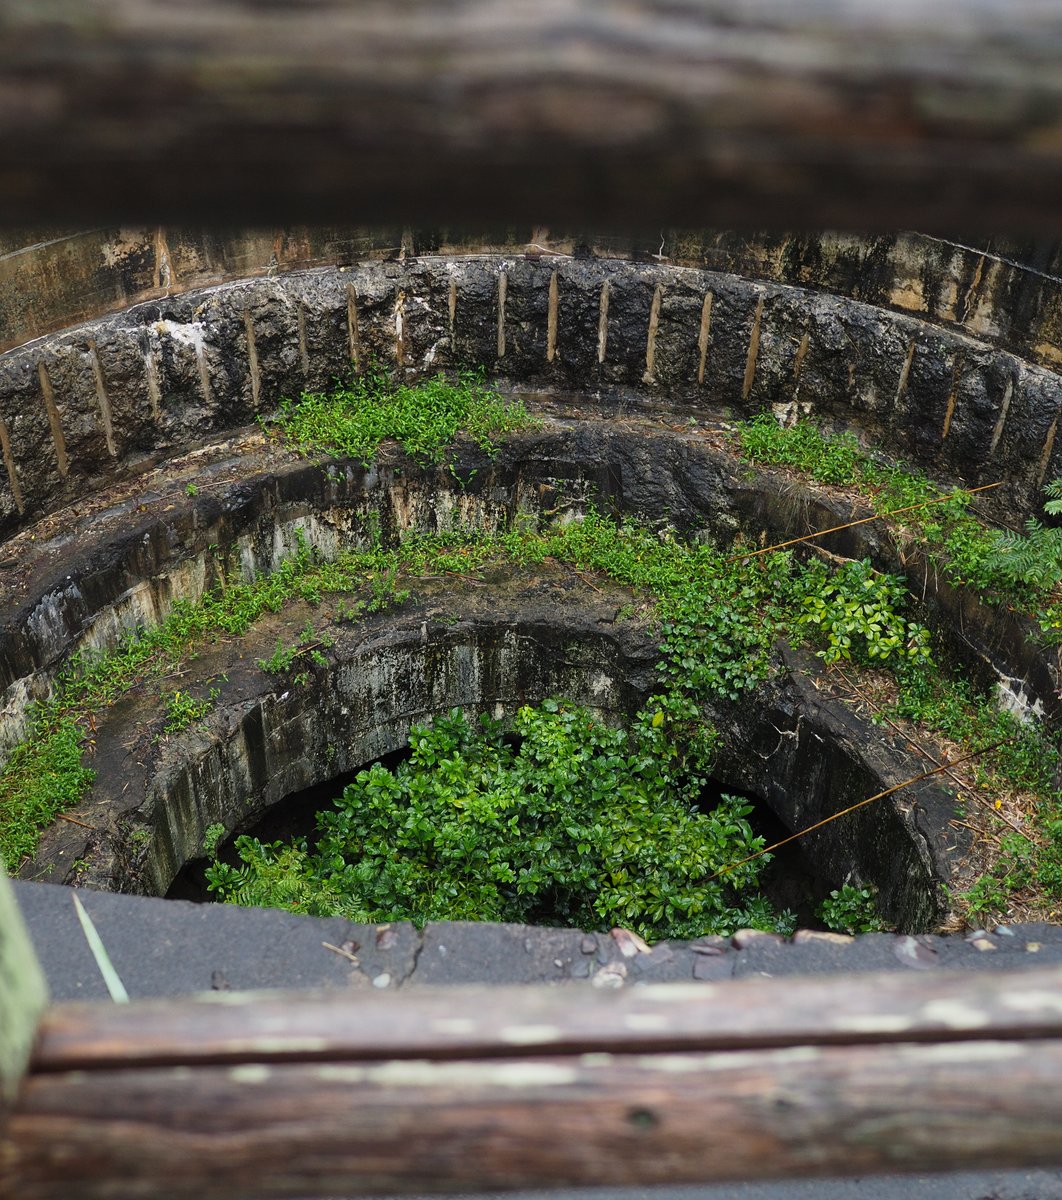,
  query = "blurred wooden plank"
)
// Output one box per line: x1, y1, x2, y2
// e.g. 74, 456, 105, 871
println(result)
1, 1, 1062, 229
7, 969, 1062, 1197
7, 1038, 1062, 1199
0, 867, 47, 1131
32, 967, 1062, 1070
